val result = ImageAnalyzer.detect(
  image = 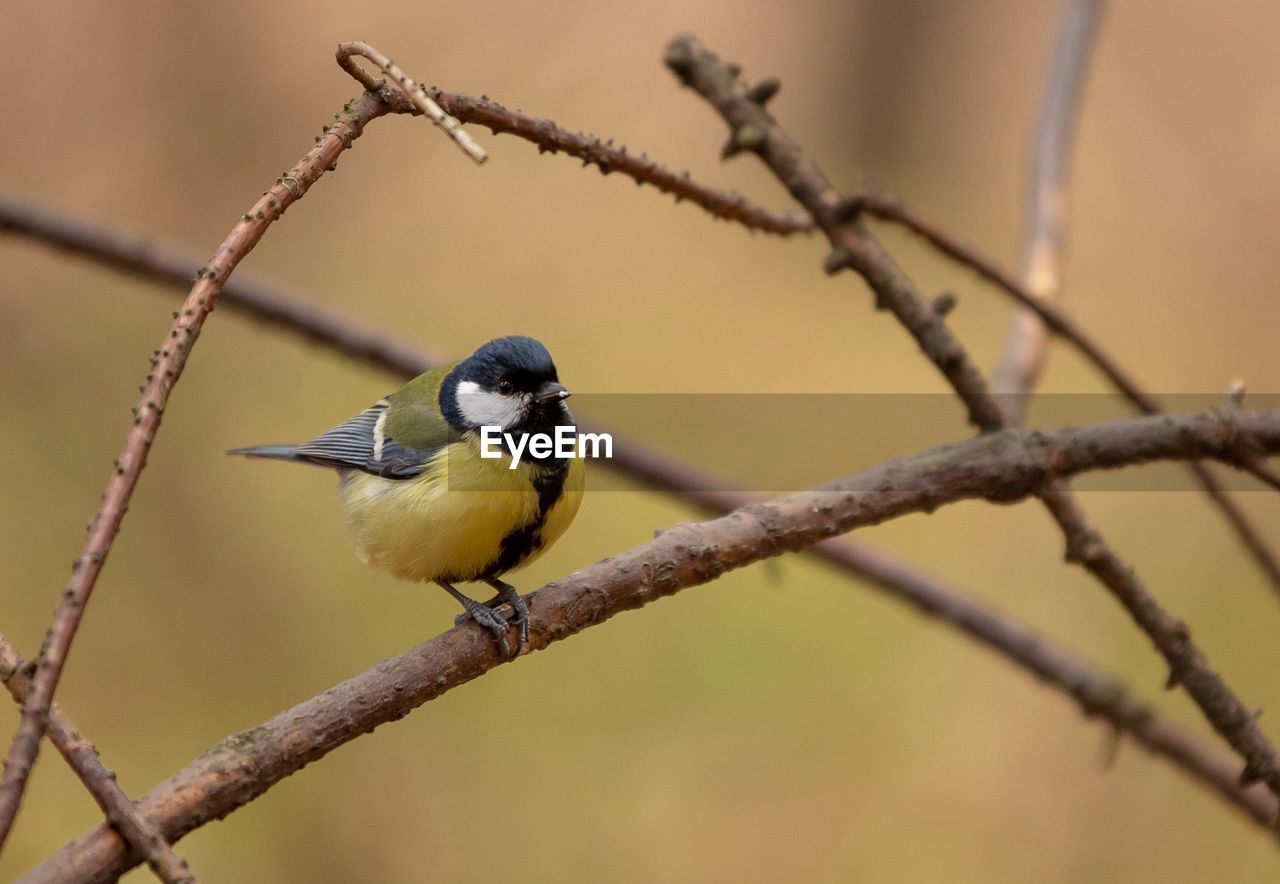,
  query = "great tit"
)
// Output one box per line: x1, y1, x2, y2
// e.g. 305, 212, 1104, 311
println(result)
230, 336, 584, 655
